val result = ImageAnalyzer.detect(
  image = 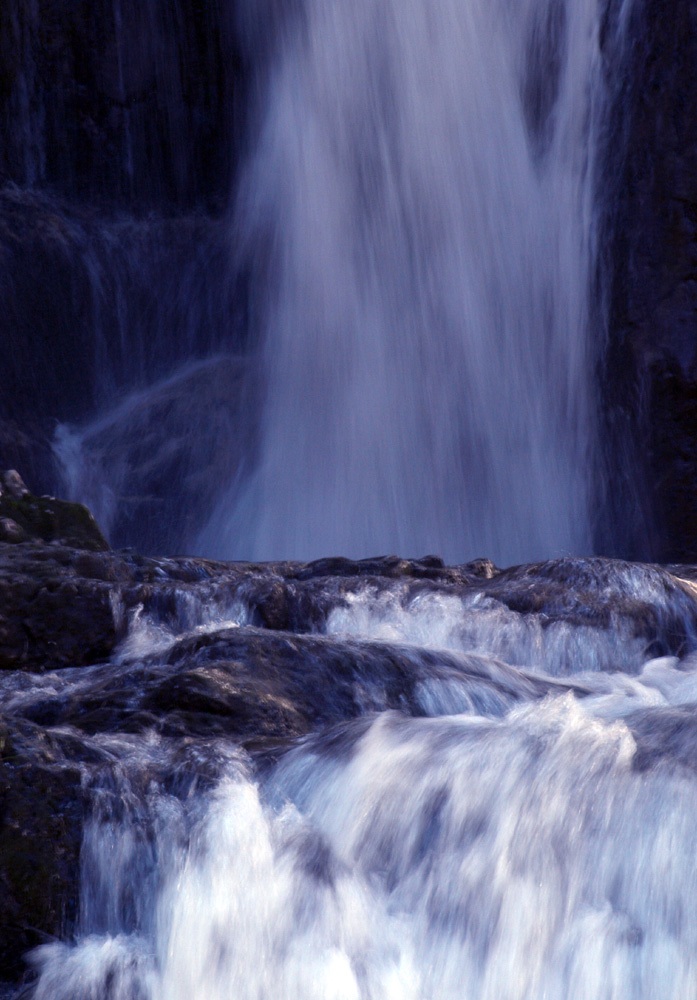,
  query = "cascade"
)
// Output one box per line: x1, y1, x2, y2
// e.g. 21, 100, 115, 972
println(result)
1, 0, 240, 554
5, 196, 241, 553
17, 554, 697, 998
7, 0, 635, 563
199, 0, 628, 565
